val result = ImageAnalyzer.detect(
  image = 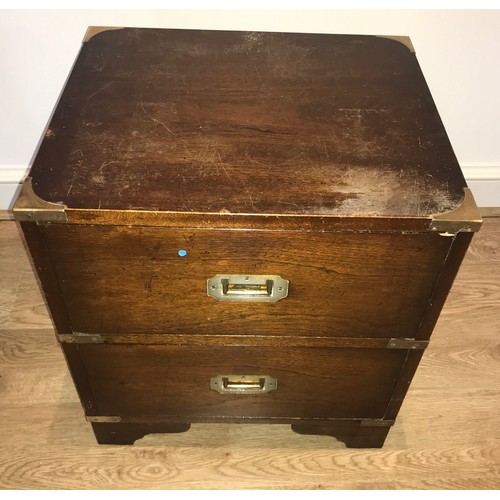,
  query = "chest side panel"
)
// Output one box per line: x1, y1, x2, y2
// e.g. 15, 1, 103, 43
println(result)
41, 224, 452, 338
